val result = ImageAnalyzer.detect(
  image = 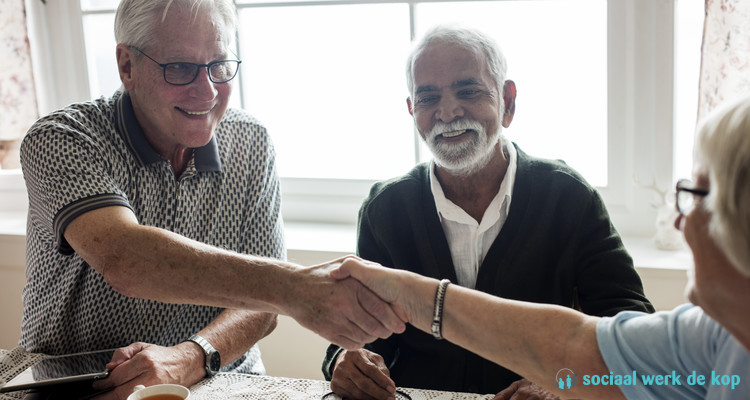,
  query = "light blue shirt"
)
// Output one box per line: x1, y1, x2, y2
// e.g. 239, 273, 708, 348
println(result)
596, 304, 749, 399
